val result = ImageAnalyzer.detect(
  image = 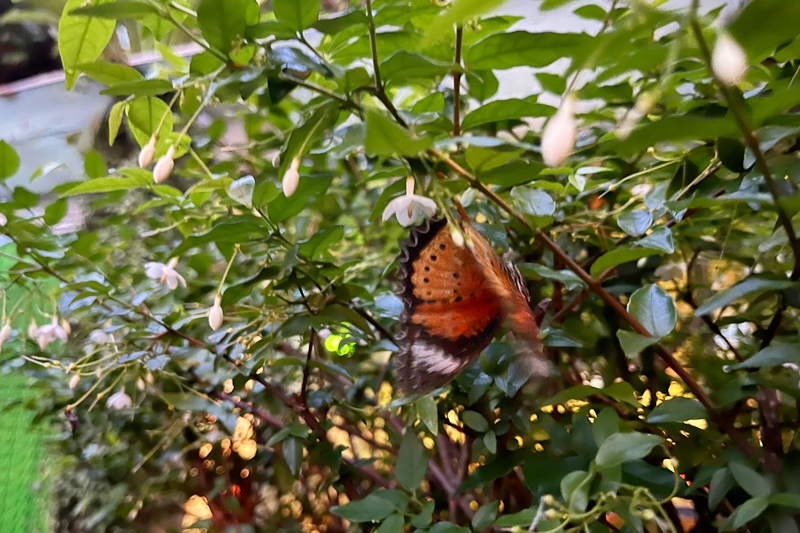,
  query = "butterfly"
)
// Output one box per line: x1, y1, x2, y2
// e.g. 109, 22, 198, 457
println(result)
394, 217, 548, 394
